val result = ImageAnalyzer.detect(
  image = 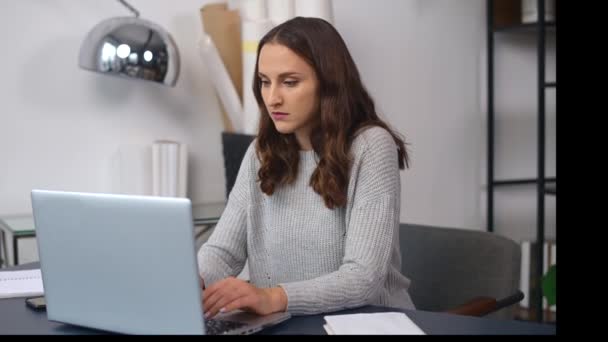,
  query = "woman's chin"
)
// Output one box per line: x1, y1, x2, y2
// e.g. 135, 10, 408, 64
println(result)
273, 122, 295, 134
